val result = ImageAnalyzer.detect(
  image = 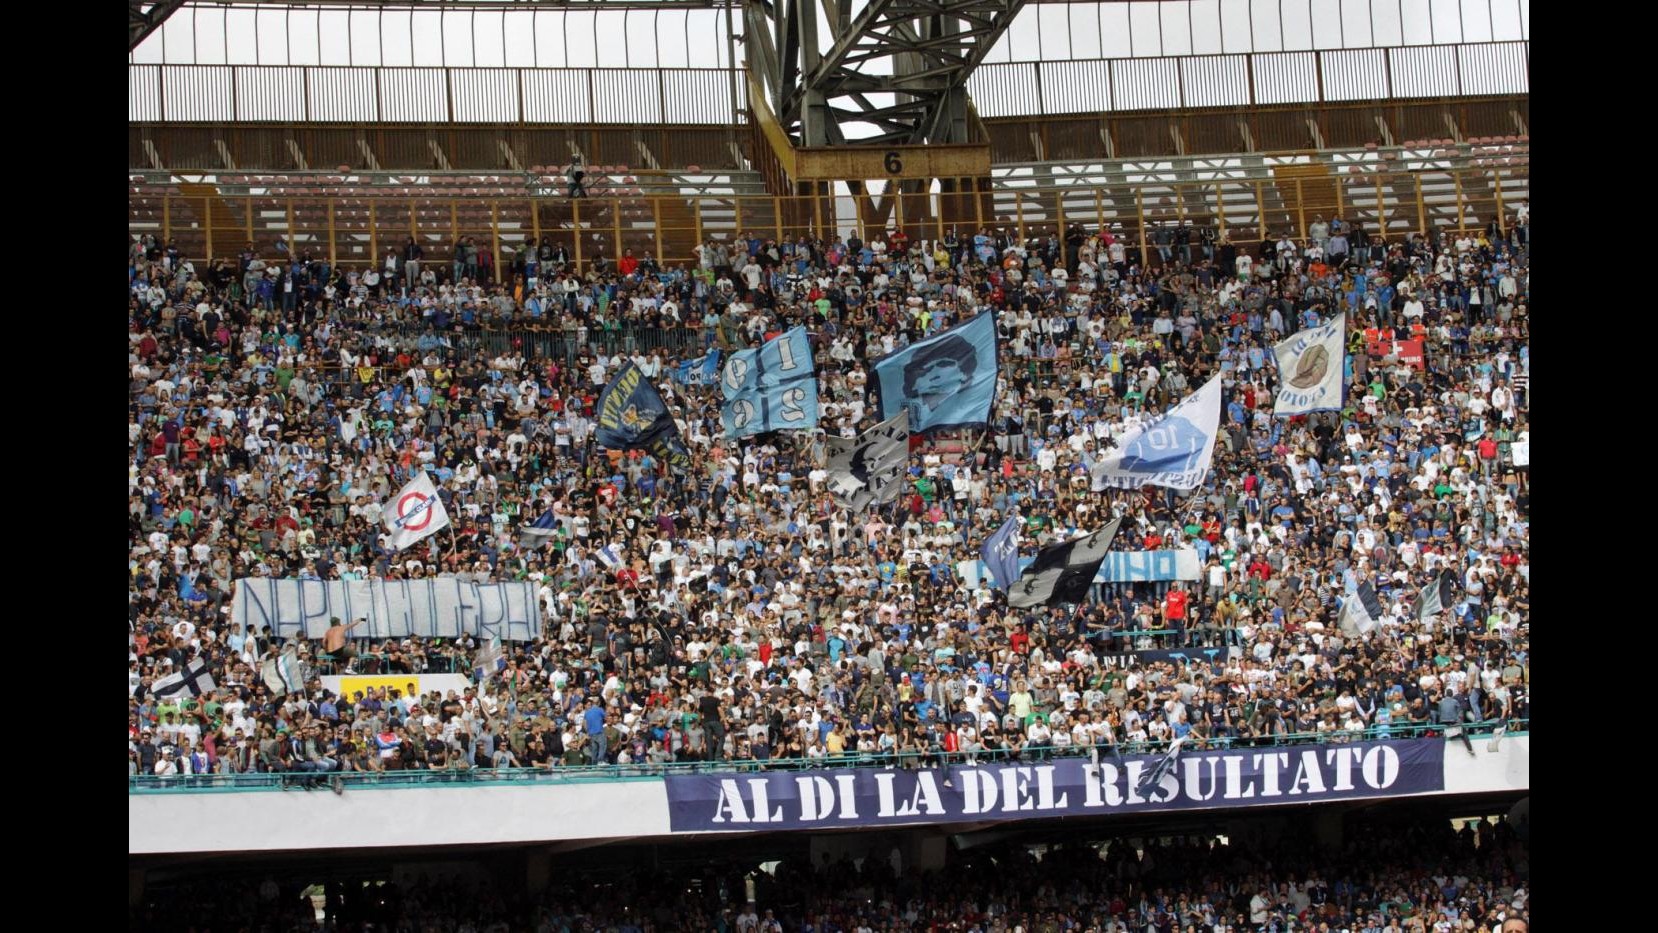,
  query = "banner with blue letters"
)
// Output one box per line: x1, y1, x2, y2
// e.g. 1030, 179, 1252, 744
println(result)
664, 739, 1444, 832
975, 549, 1203, 586
230, 578, 541, 642
873, 312, 999, 433
721, 327, 820, 438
